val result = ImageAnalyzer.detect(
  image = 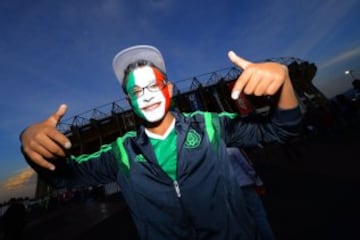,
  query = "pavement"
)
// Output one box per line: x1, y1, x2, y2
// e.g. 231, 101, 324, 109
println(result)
20, 125, 360, 240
